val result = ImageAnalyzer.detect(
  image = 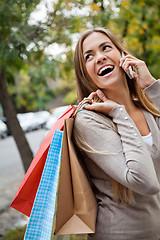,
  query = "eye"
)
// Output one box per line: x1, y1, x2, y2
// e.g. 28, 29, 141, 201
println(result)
85, 54, 93, 62
103, 45, 111, 51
